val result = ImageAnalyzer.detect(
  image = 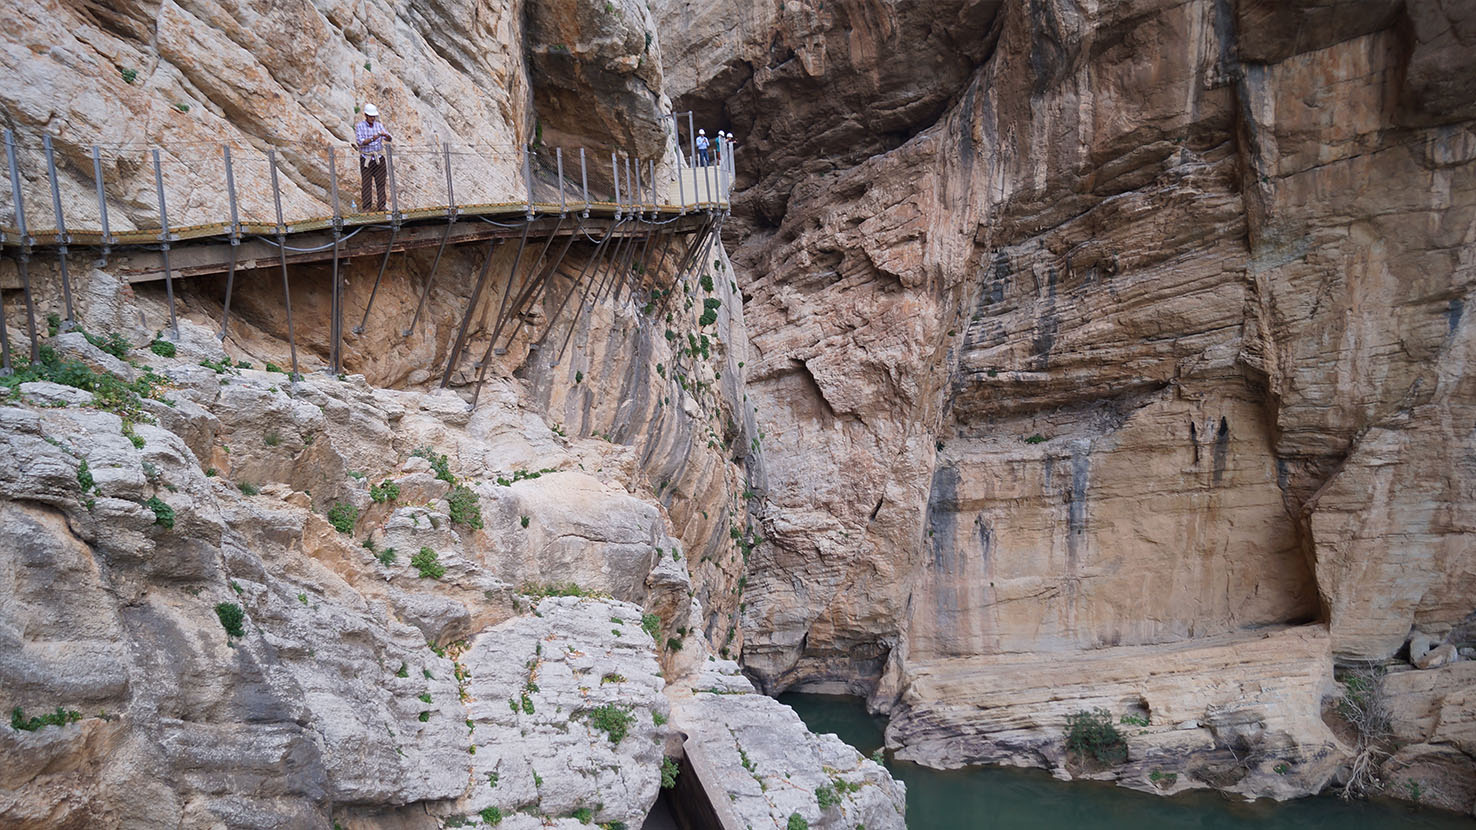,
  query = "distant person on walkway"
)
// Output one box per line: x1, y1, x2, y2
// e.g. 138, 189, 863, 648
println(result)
714, 130, 725, 163
355, 104, 393, 211
696, 129, 710, 166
